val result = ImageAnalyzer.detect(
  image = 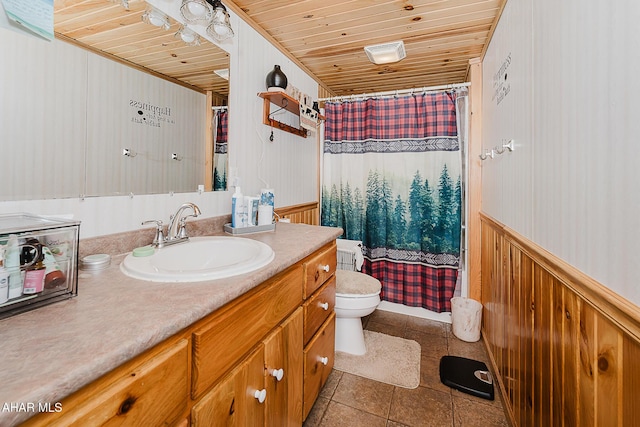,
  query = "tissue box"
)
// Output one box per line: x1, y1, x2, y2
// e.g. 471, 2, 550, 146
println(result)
0, 213, 80, 319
